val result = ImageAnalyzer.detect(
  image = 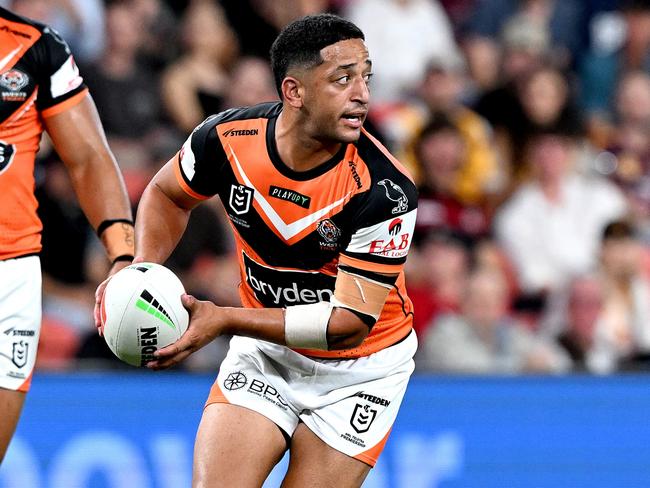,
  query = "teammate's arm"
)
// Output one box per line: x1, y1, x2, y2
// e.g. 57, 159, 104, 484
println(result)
140, 159, 370, 370
44, 94, 134, 268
